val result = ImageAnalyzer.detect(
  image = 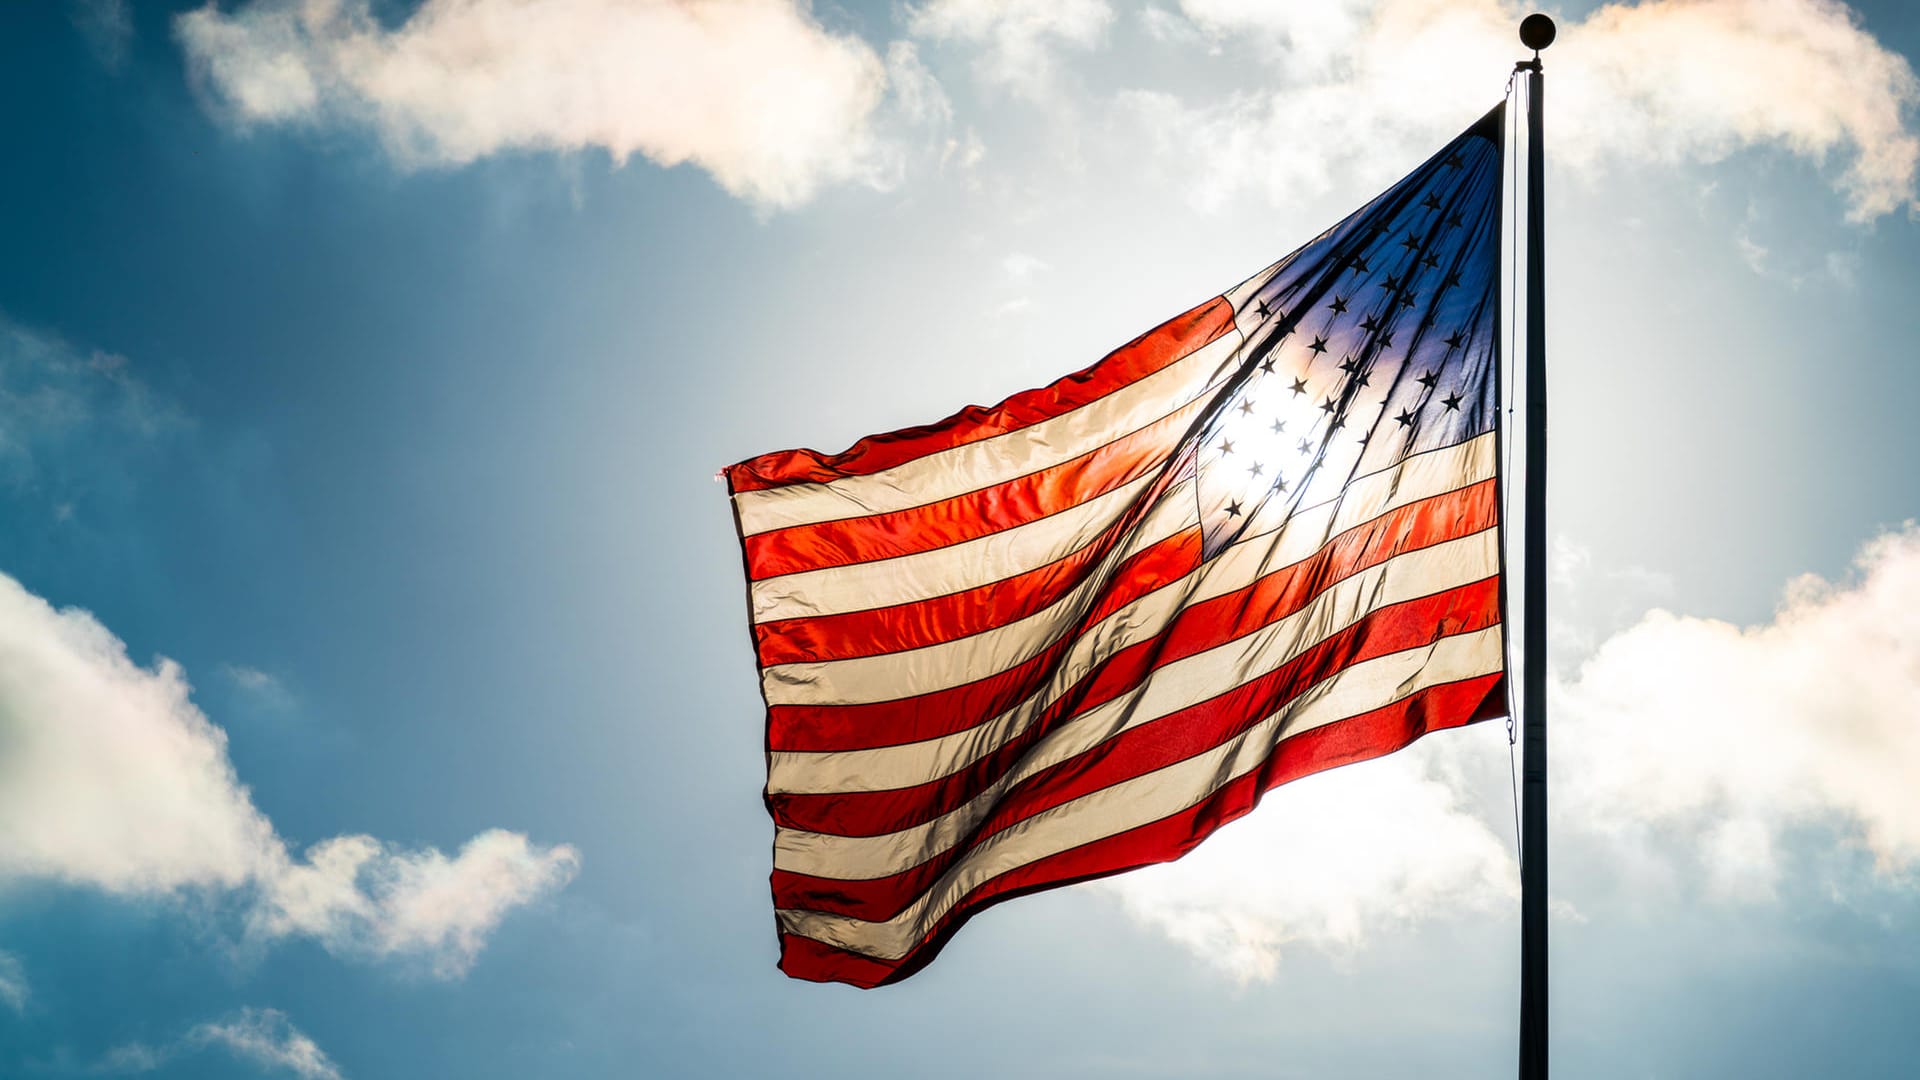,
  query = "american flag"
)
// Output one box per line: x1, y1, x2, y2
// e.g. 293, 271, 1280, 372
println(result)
724, 105, 1510, 987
